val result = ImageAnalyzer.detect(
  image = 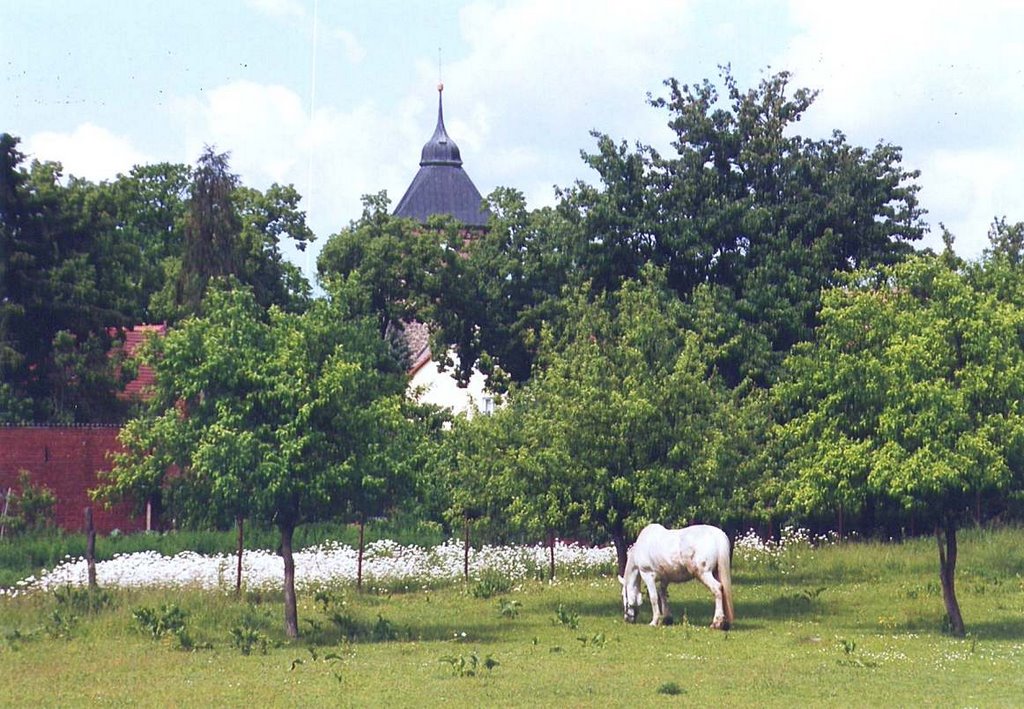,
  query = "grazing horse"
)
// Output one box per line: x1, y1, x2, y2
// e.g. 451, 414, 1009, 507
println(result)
619, 523, 734, 630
